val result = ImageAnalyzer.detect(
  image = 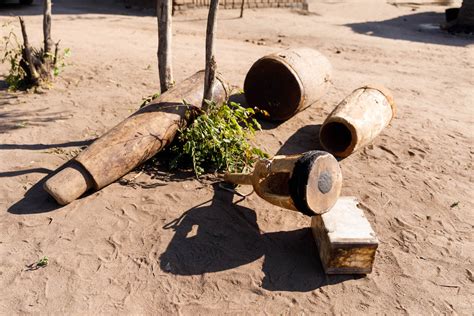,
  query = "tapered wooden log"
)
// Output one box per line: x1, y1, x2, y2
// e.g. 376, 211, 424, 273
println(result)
225, 151, 342, 216
44, 71, 228, 205
311, 196, 379, 274
319, 85, 395, 158
244, 48, 332, 121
